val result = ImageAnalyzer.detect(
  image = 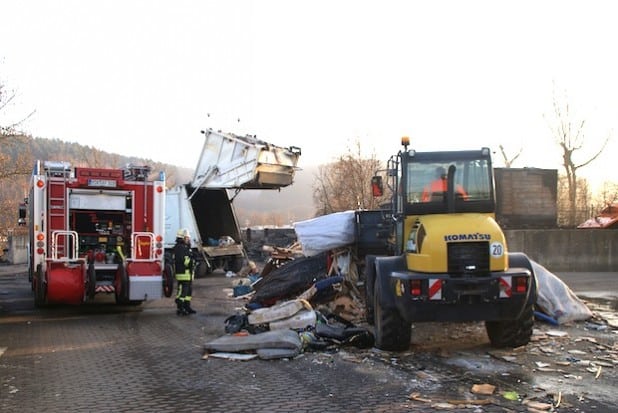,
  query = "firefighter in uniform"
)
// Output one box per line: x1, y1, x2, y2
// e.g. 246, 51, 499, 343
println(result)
174, 228, 196, 315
